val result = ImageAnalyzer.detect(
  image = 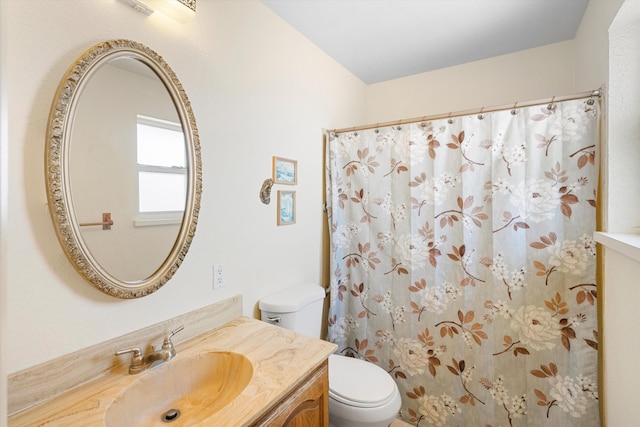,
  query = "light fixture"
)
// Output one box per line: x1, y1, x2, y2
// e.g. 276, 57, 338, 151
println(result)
118, 0, 196, 22
118, 0, 154, 16
177, 0, 195, 12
